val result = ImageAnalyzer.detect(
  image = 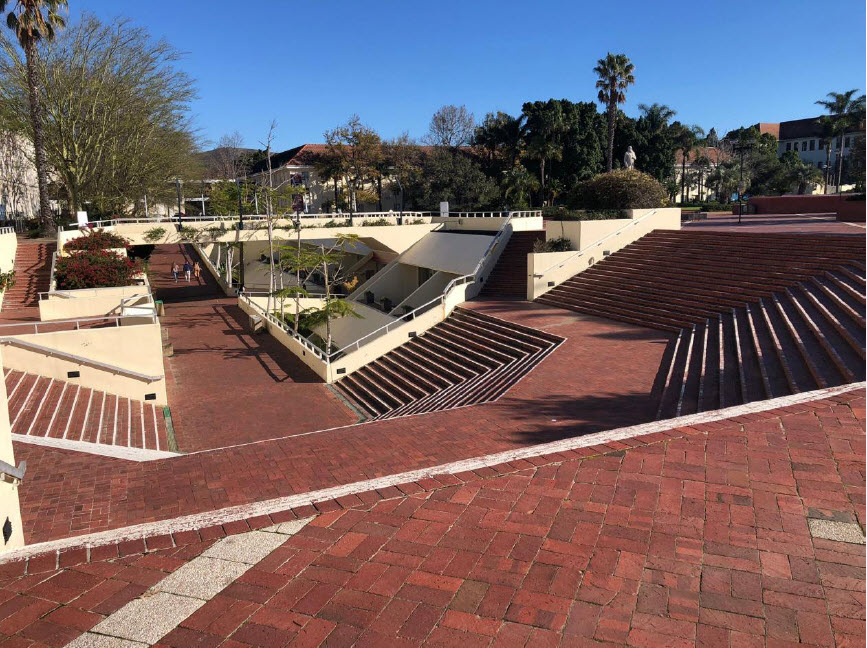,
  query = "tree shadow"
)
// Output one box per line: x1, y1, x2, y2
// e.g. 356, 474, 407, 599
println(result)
488, 390, 660, 445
